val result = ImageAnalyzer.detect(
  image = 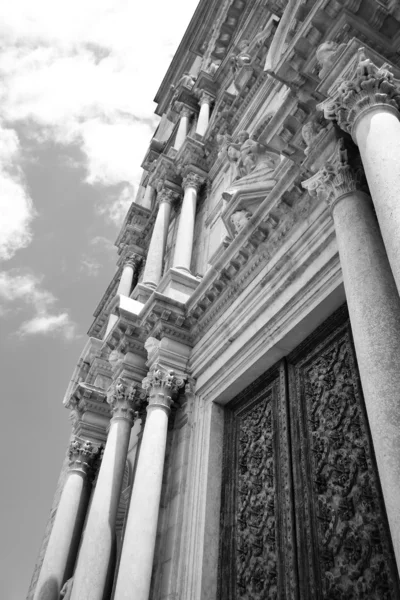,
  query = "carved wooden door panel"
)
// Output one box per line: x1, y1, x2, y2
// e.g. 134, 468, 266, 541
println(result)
219, 306, 399, 600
